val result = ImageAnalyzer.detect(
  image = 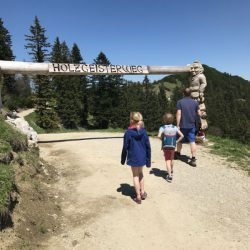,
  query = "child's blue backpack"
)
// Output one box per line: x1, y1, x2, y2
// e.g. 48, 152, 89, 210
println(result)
161, 125, 177, 149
